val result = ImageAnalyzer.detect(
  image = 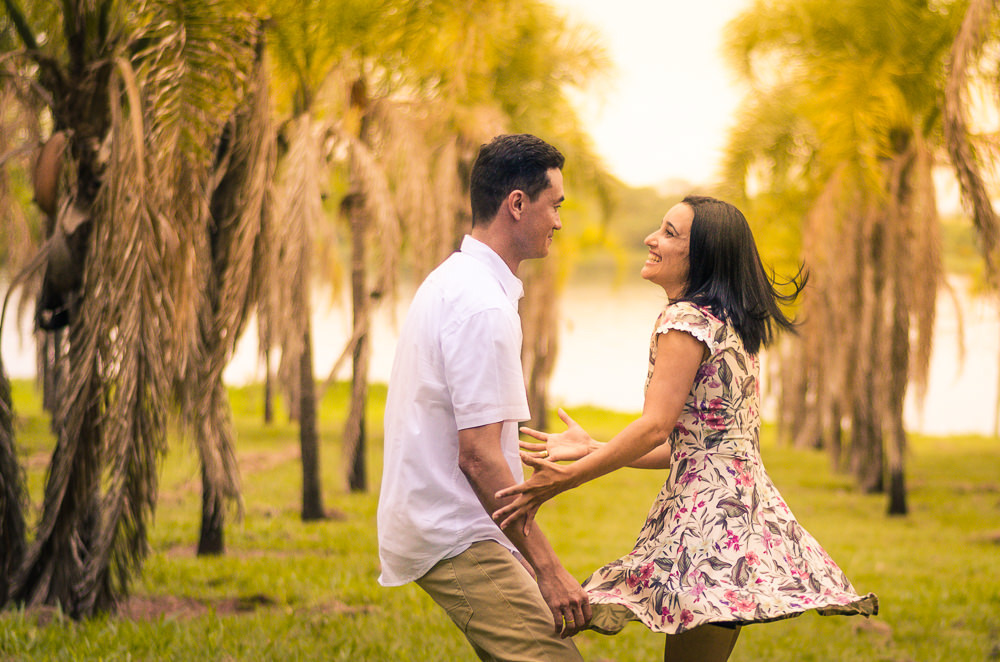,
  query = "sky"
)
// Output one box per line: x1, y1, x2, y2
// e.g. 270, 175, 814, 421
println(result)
550, 0, 752, 189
